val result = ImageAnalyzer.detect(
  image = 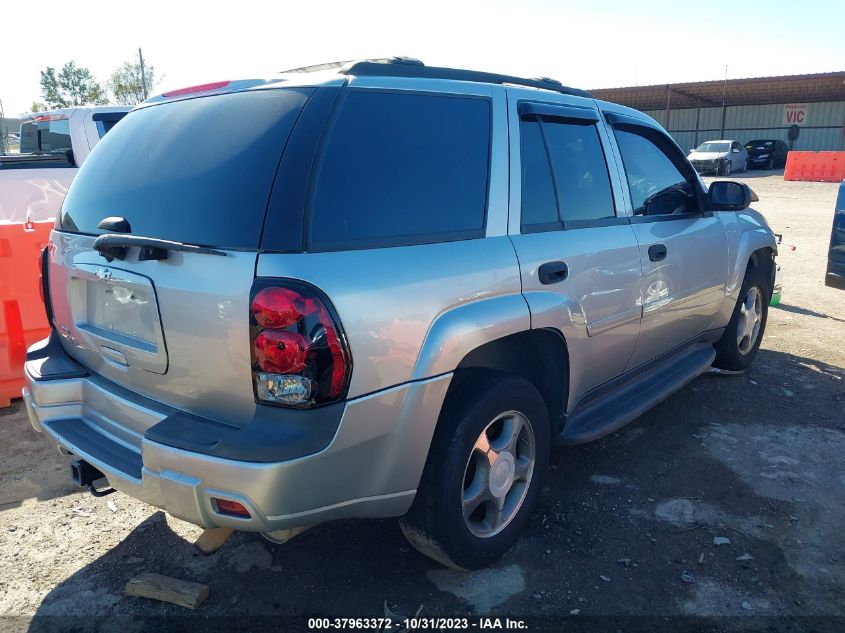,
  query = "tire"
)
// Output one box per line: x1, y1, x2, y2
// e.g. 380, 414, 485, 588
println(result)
719, 161, 731, 177
742, 159, 748, 173
713, 265, 770, 371
399, 371, 551, 570
766, 157, 774, 170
